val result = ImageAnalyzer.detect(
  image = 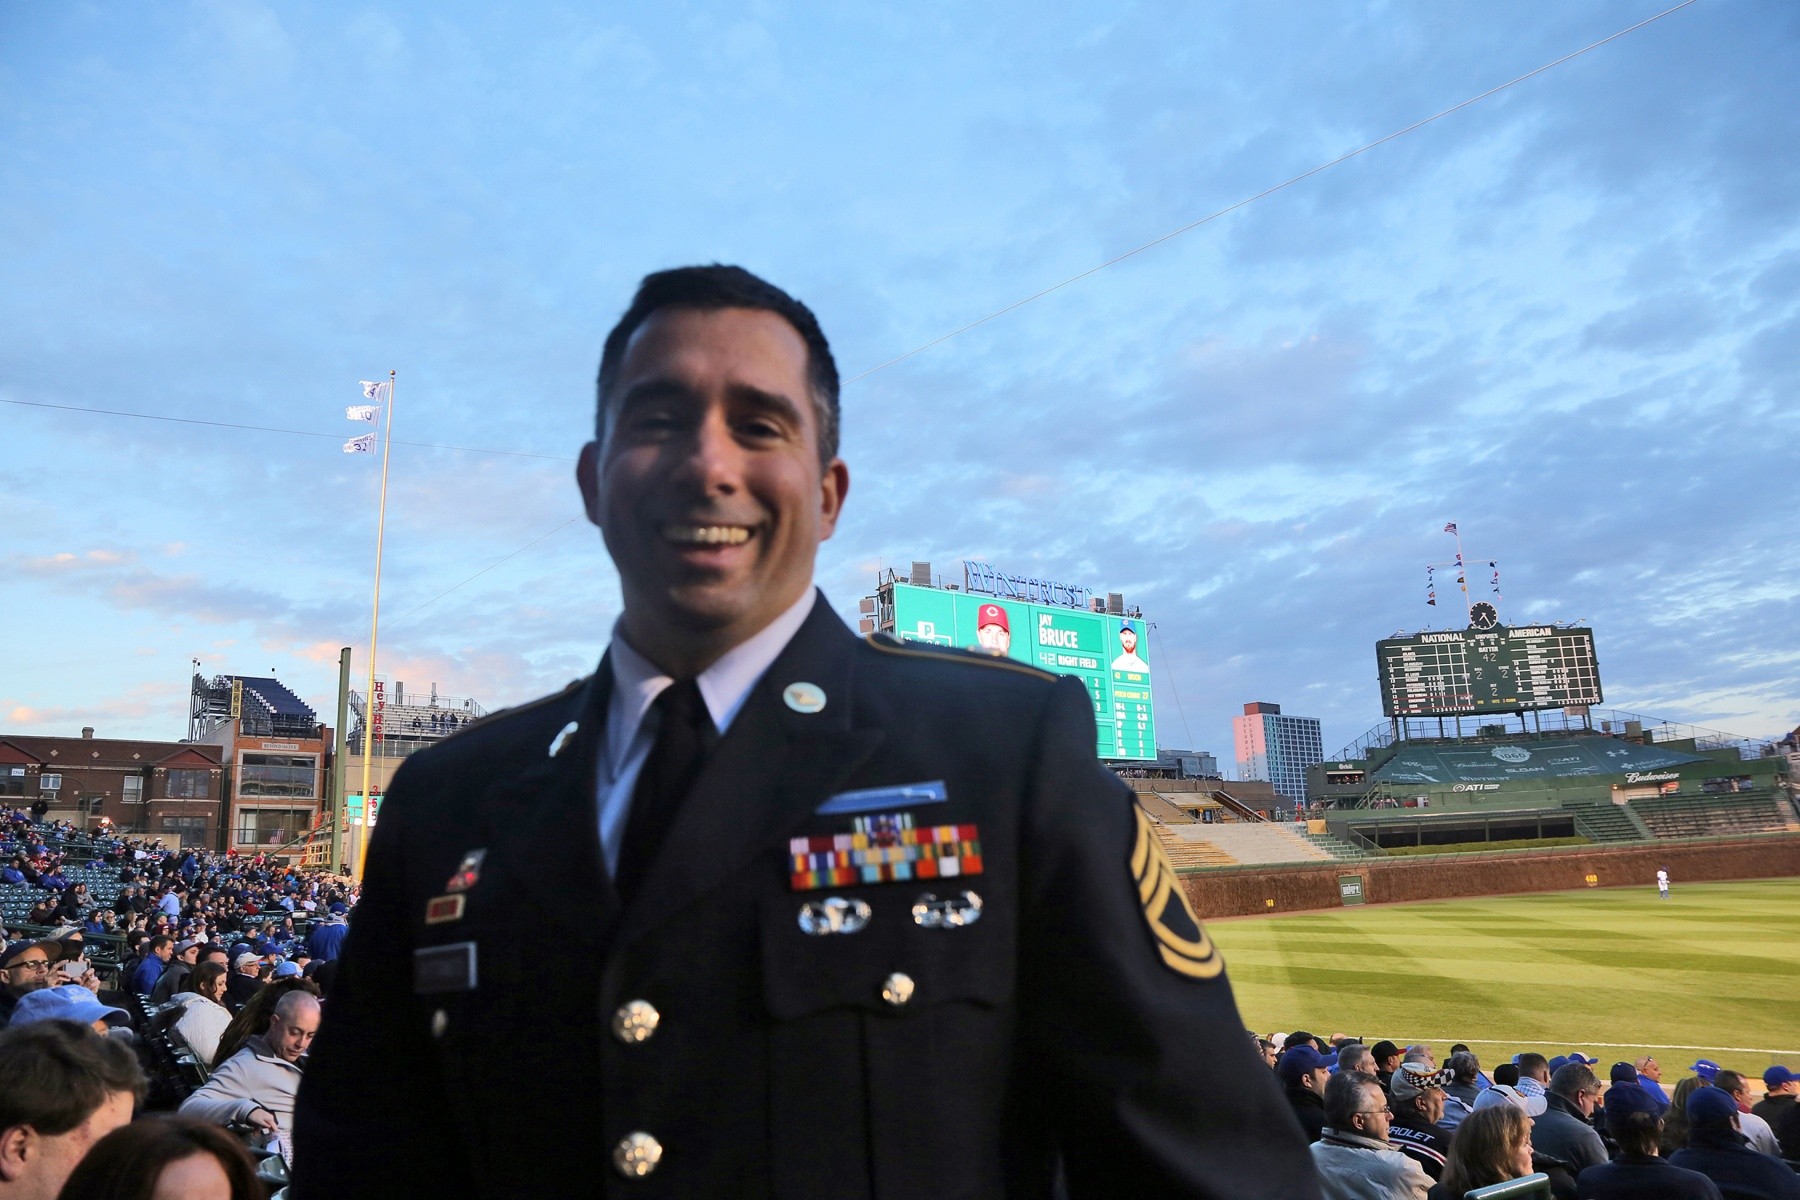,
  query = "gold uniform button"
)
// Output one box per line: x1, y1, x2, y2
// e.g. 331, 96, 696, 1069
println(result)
613, 1131, 663, 1178
881, 972, 915, 1008
612, 999, 660, 1044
